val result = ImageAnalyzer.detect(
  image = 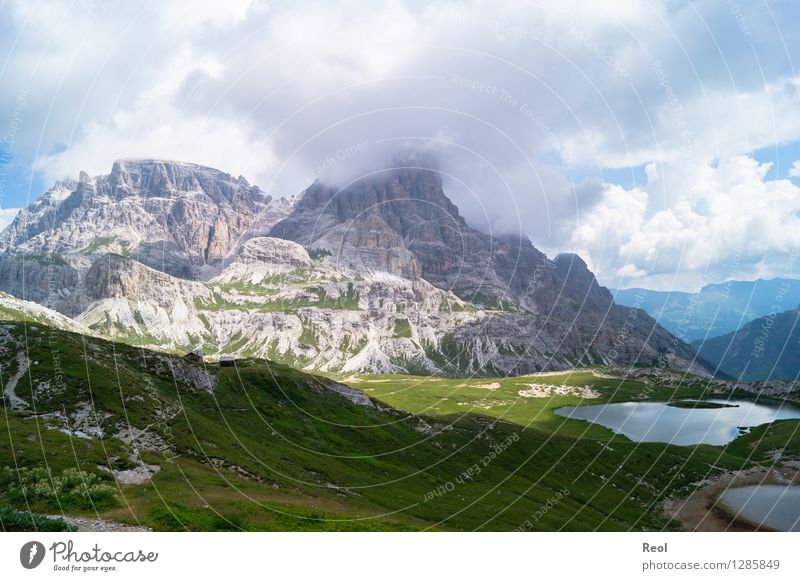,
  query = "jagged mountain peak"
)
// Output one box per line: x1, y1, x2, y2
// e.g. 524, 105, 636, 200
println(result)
262, 156, 700, 373
0, 154, 701, 376
554, 253, 613, 308
294, 161, 464, 225
0, 158, 292, 285
109, 157, 225, 175
271, 161, 548, 300
104, 158, 261, 200
268, 161, 469, 280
